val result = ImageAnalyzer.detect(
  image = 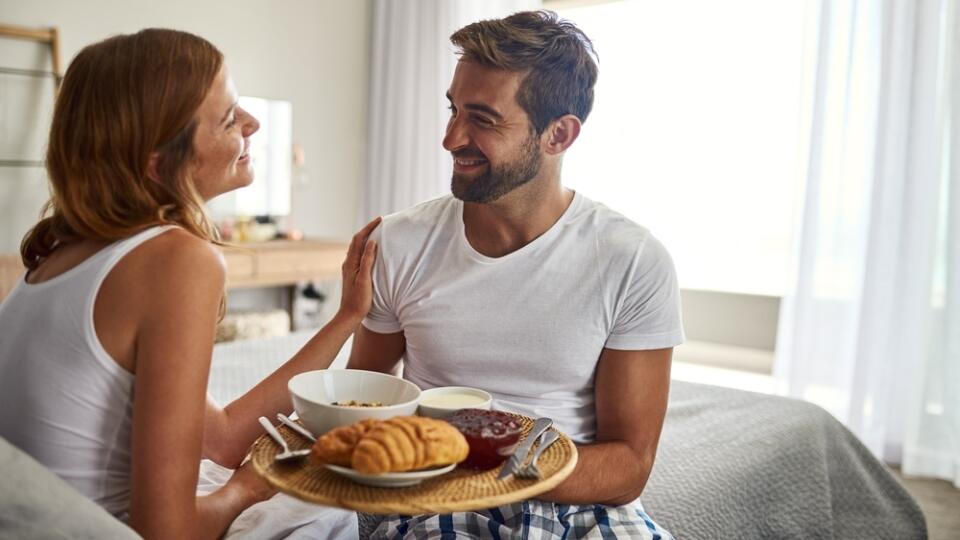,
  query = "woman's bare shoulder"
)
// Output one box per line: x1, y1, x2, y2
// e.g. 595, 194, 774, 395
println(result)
116, 227, 226, 296
144, 228, 224, 267
95, 227, 226, 368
